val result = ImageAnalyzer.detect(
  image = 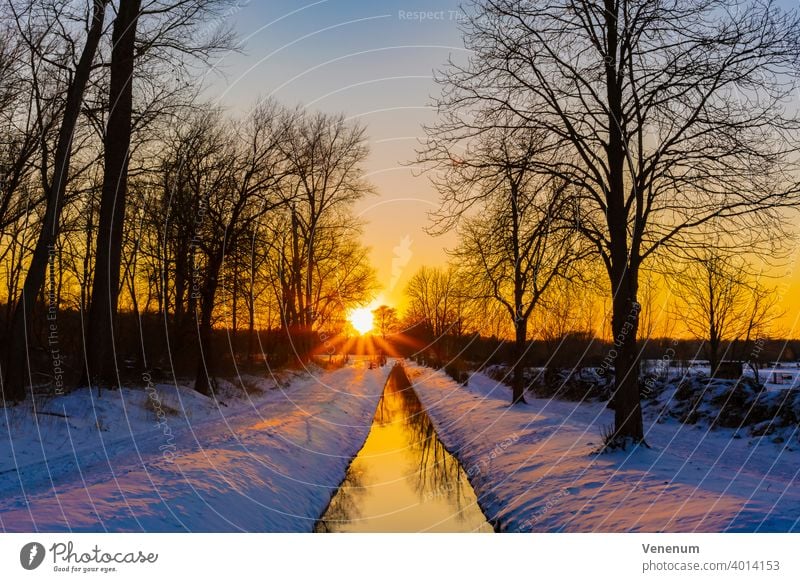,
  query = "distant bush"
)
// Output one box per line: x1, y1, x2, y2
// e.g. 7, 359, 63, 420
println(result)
311, 354, 349, 370
411, 352, 470, 385
444, 361, 469, 385
533, 367, 612, 402
645, 375, 800, 443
